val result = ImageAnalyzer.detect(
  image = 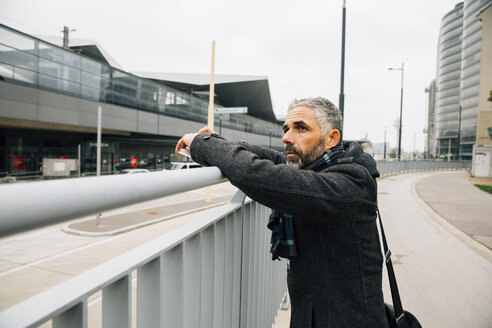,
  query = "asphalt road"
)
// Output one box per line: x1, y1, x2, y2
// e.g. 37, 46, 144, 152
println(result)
378, 172, 492, 328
